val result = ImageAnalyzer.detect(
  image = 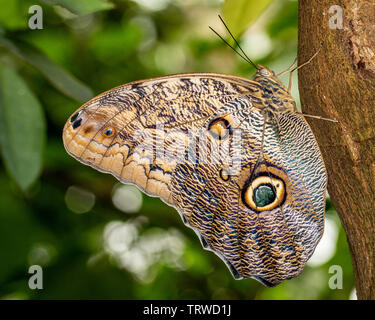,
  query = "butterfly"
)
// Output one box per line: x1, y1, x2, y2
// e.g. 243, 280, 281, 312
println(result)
62, 18, 334, 287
